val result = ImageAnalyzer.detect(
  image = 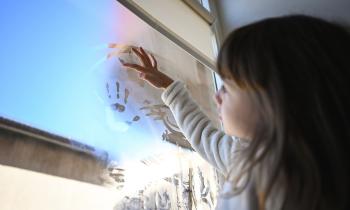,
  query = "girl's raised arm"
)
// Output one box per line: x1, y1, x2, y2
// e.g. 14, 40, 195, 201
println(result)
122, 47, 246, 176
